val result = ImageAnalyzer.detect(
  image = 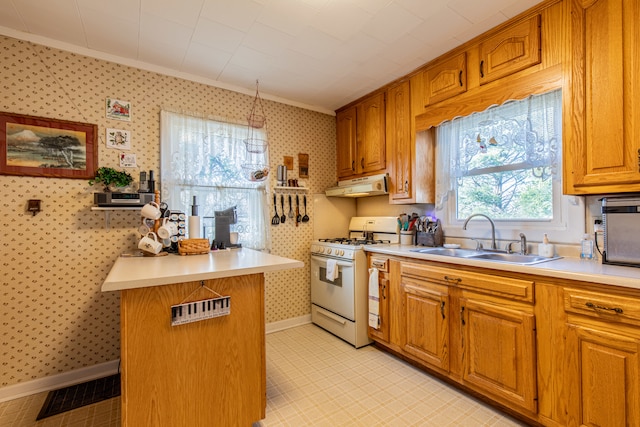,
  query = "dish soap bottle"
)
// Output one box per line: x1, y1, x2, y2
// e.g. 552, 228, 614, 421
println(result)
580, 233, 594, 259
539, 233, 555, 258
